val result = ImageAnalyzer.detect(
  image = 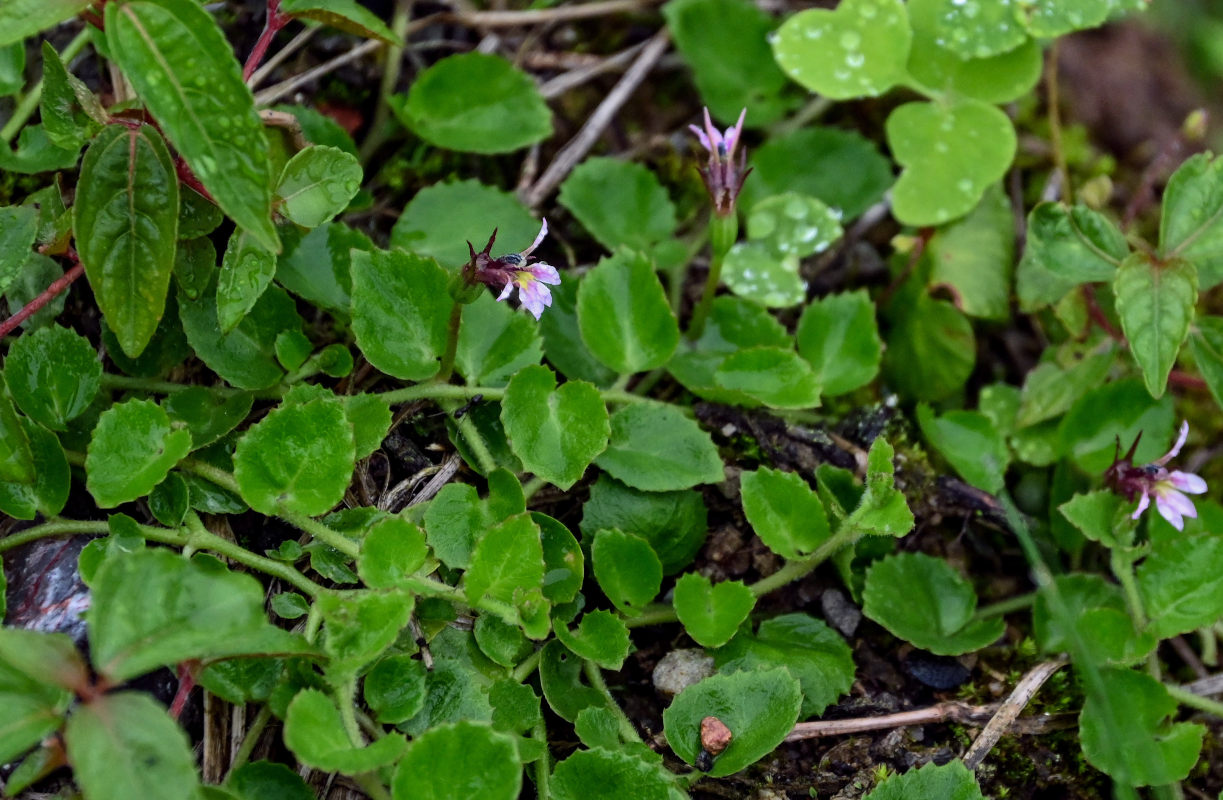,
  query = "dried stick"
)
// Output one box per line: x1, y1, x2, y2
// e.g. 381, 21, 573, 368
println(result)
448, 0, 664, 28
784, 699, 1075, 743
248, 25, 318, 89
538, 40, 649, 99
254, 39, 384, 107
523, 29, 669, 208
963, 659, 1067, 770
